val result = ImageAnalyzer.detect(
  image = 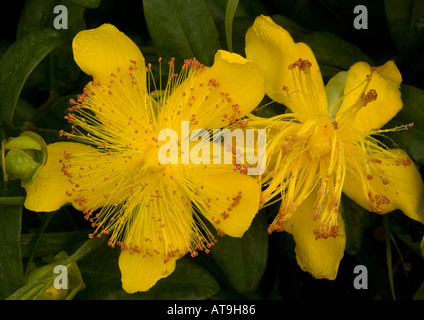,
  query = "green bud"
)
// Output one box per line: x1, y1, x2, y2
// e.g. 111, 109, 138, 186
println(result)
4, 135, 42, 151
26, 251, 85, 300
2, 131, 47, 186
5, 149, 40, 181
